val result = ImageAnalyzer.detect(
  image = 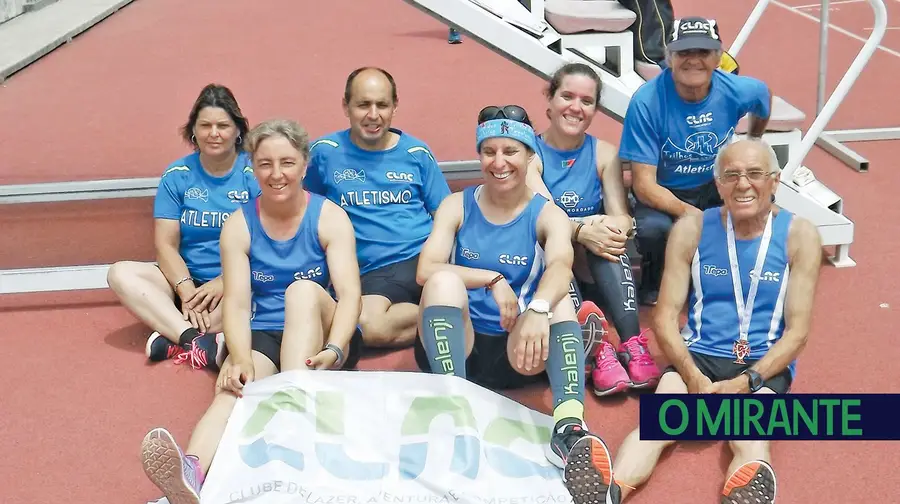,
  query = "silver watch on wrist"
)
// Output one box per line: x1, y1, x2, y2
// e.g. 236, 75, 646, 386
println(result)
526, 299, 553, 318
